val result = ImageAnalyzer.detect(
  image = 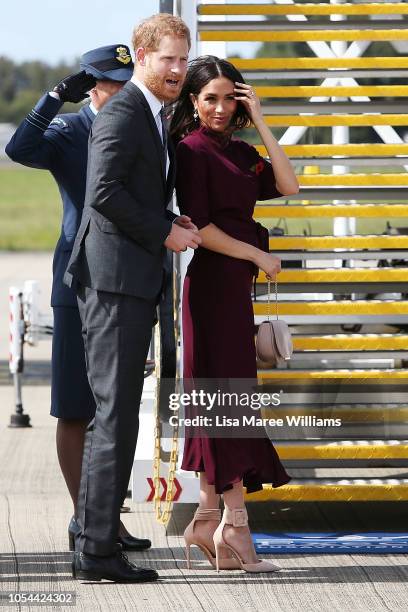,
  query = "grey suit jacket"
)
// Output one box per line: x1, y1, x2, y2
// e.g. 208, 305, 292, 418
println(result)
64, 81, 176, 300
